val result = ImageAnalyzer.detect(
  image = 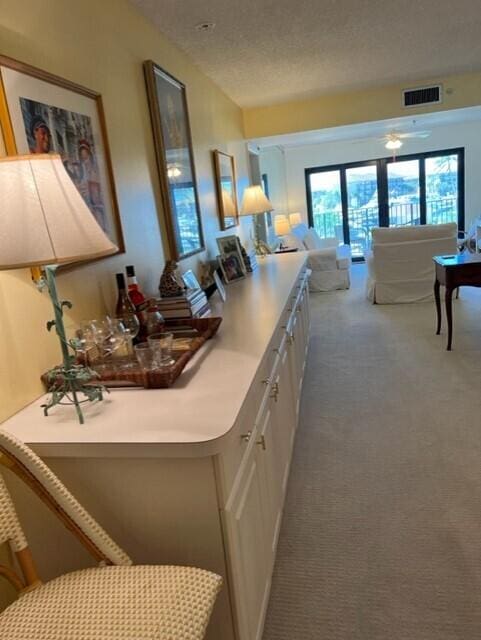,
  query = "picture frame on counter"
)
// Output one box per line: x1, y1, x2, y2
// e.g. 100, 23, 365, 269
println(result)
0, 54, 124, 253
217, 254, 245, 284
213, 149, 239, 230
144, 60, 204, 261
213, 270, 227, 302
181, 268, 201, 291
